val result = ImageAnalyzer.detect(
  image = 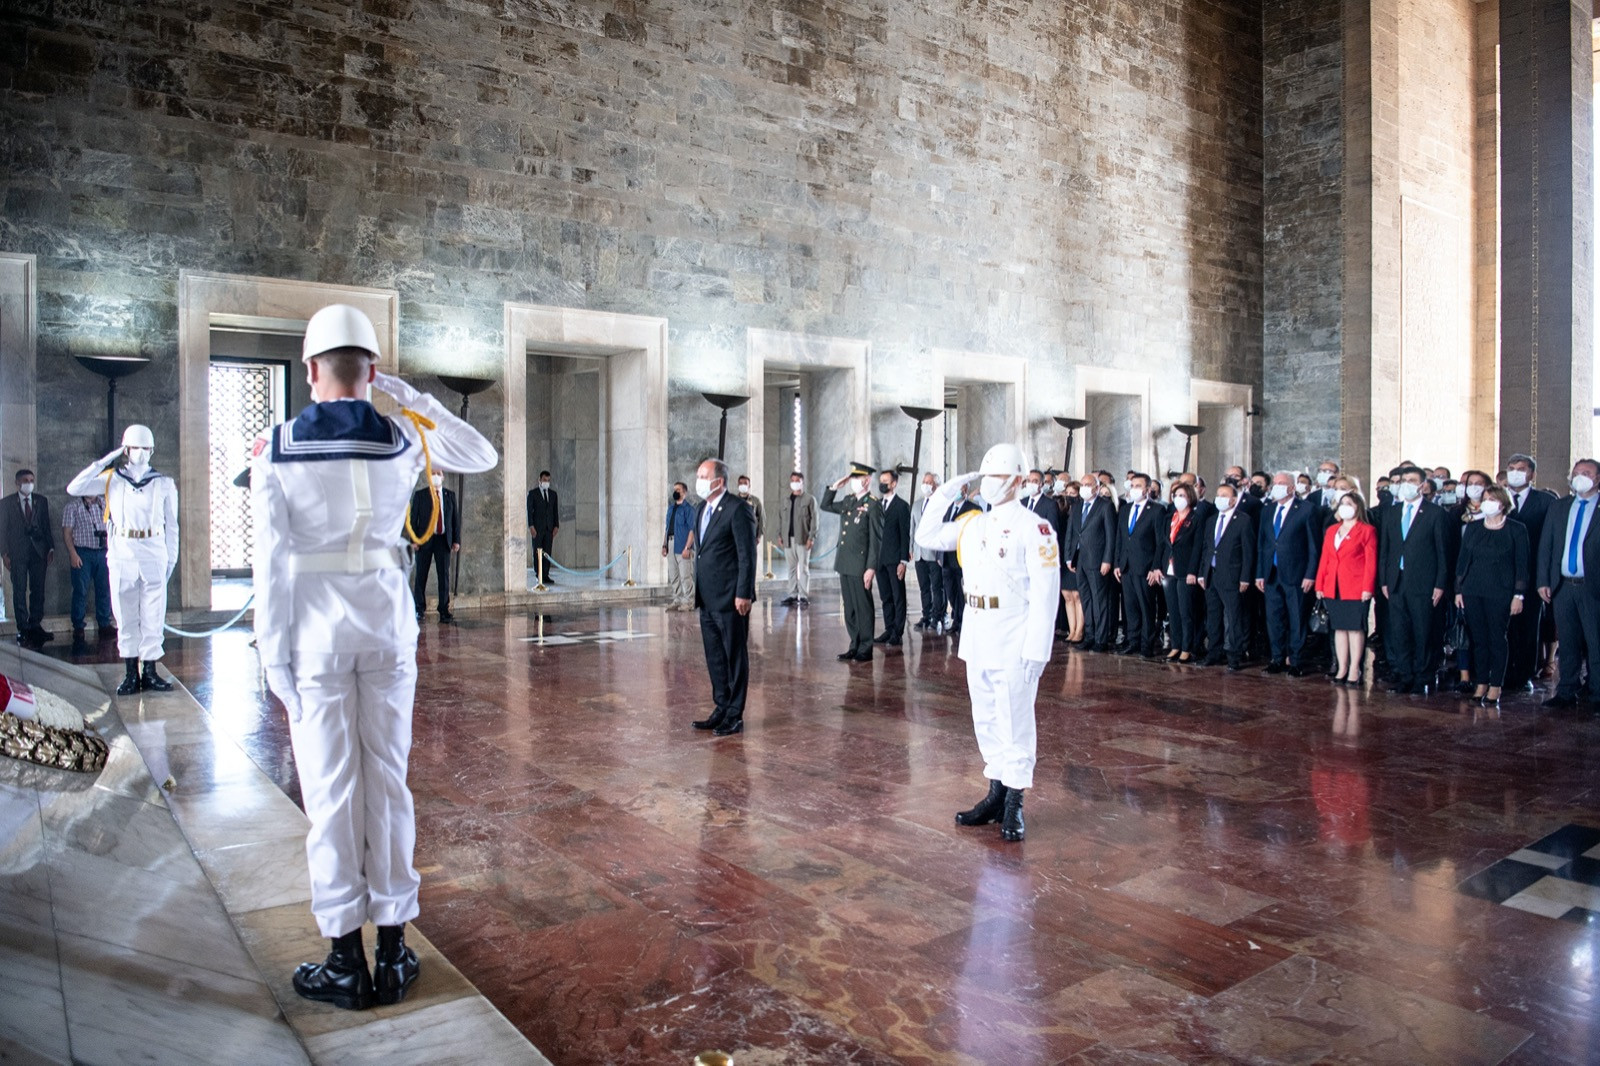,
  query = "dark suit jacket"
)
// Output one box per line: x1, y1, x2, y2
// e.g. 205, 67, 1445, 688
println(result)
1535, 494, 1600, 597
1071, 494, 1117, 570
1378, 499, 1449, 595
1020, 492, 1059, 533
1255, 496, 1322, 585
409, 487, 459, 545
0, 493, 54, 561
1114, 499, 1163, 575
878, 494, 911, 567
1510, 486, 1557, 585
1236, 491, 1265, 521
693, 491, 757, 612
526, 486, 560, 532
1198, 509, 1255, 589
1159, 508, 1204, 579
